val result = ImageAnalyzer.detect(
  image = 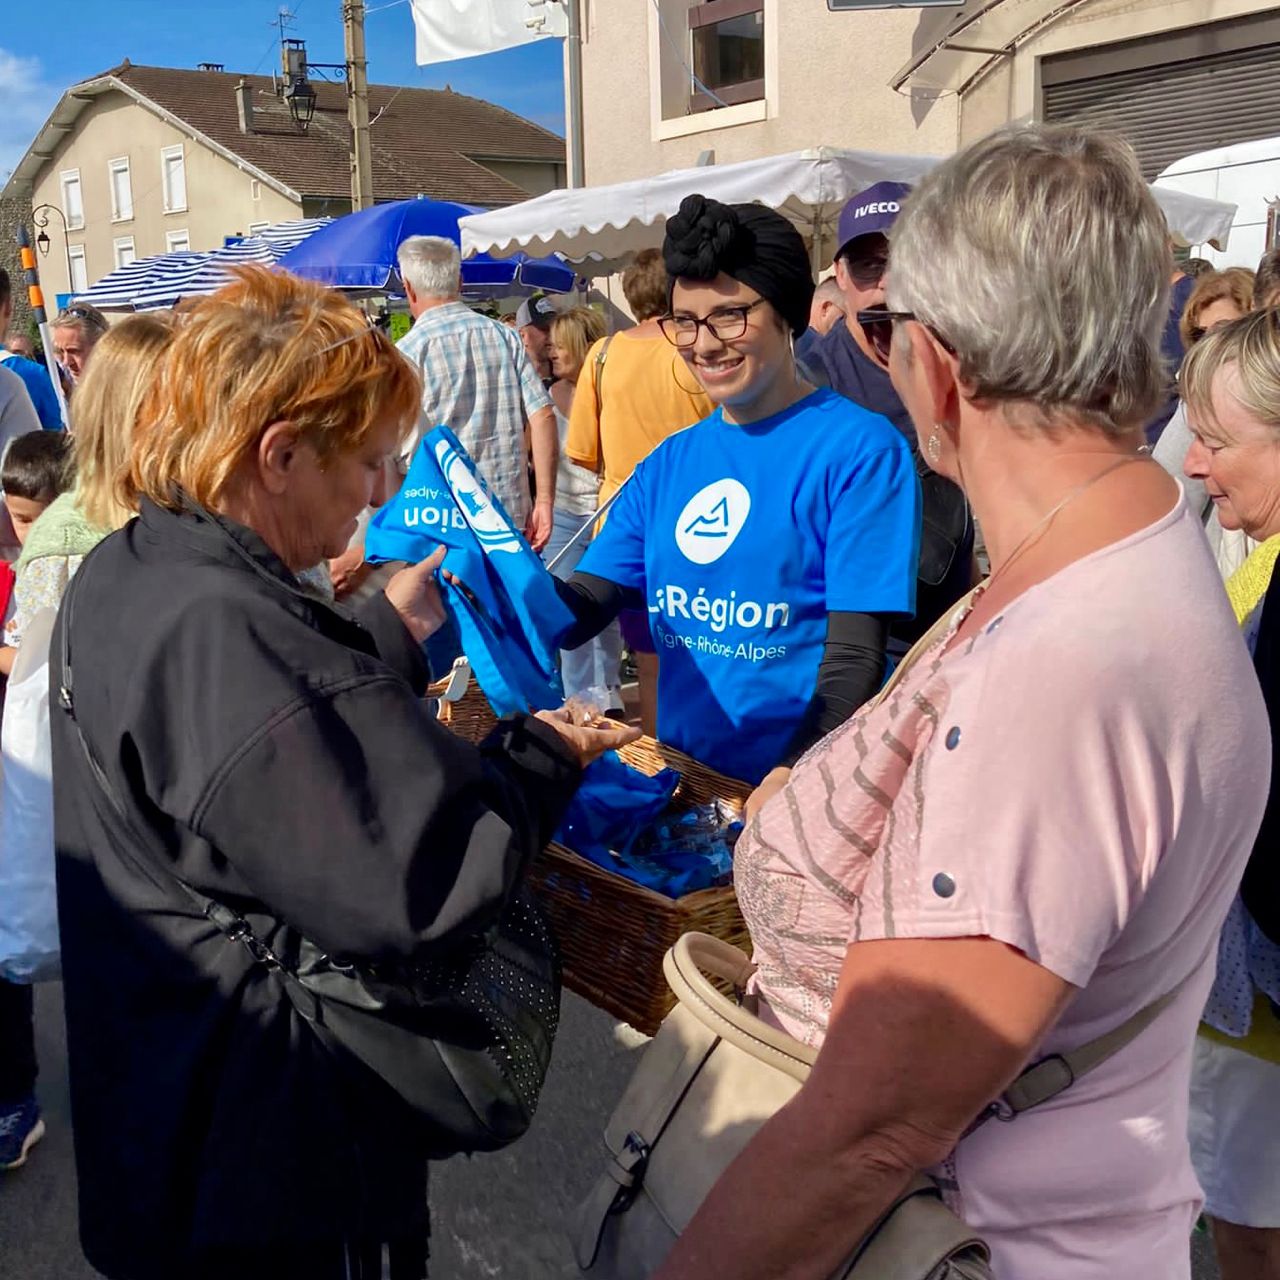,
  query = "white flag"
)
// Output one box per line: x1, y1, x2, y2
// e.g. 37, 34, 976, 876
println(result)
411, 0, 568, 66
